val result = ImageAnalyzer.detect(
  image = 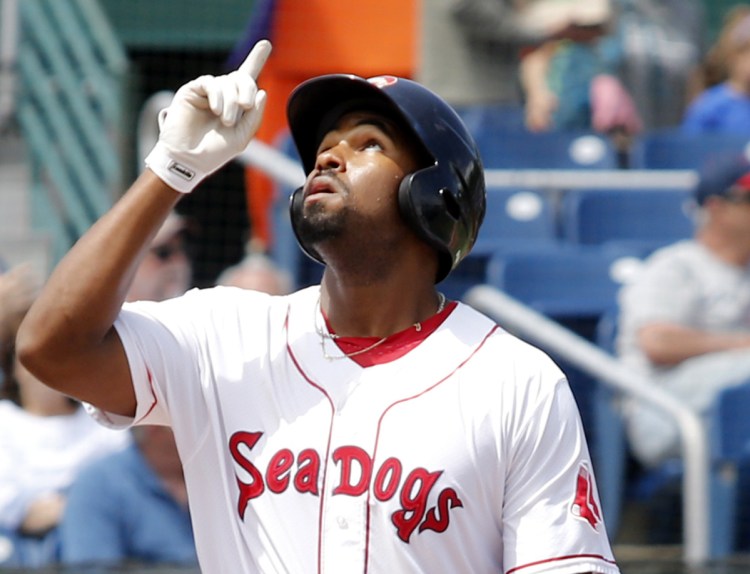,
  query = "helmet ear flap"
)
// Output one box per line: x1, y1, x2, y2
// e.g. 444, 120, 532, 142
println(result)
289, 186, 325, 265
398, 168, 456, 282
